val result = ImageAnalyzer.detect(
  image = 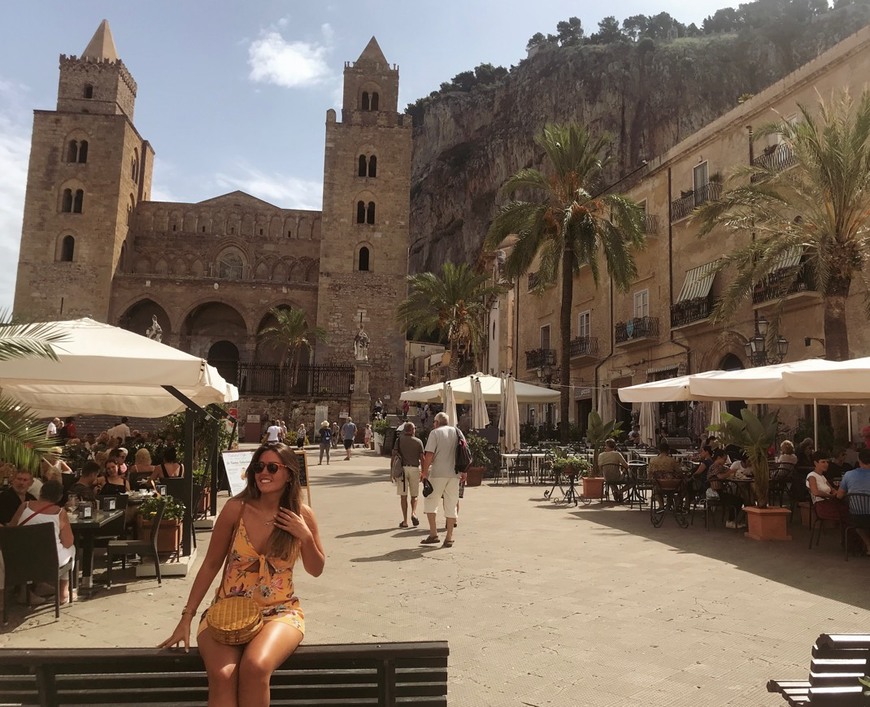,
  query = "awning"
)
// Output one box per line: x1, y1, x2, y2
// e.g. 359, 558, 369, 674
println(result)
676, 261, 718, 302
769, 246, 802, 272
